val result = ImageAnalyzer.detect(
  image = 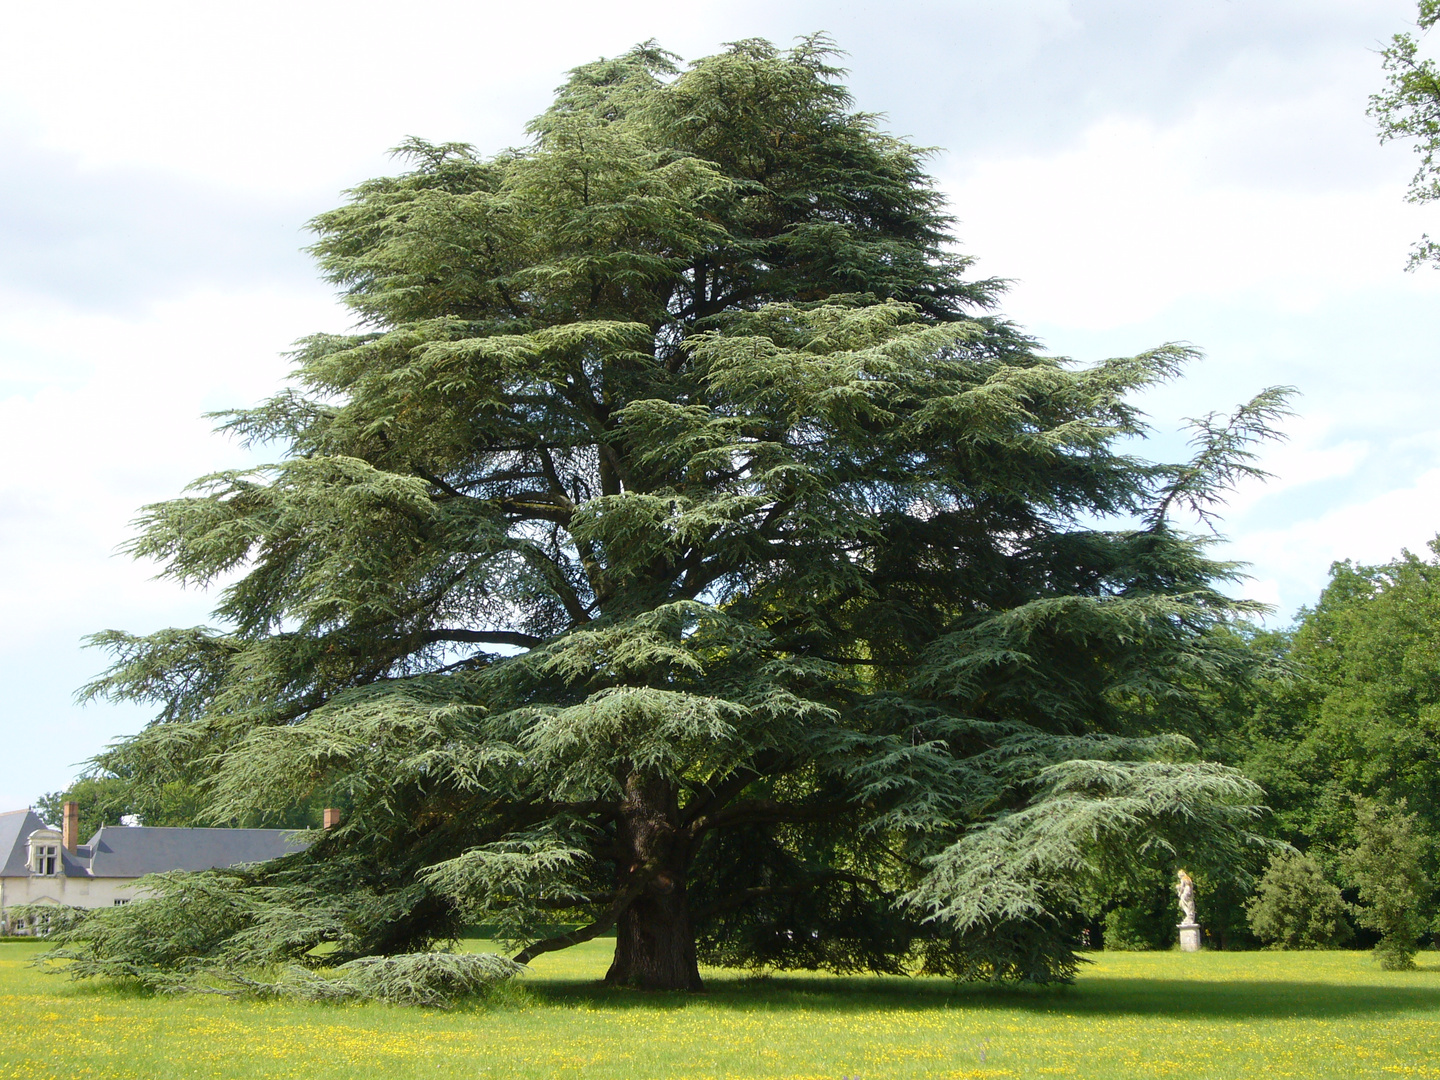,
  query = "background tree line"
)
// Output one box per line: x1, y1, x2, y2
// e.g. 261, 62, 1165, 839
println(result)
1087, 540, 1440, 967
